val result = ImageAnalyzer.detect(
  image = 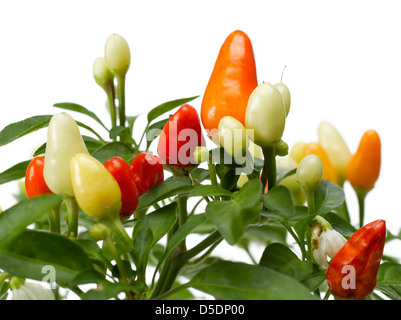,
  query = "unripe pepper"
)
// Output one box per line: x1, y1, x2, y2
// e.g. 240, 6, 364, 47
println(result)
303, 142, 338, 185
157, 104, 206, 168
245, 82, 286, 148
218, 116, 249, 160
193, 146, 210, 164
289, 141, 307, 164
25, 156, 53, 198
104, 156, 139, 217
296, 154, 323, 195
201, 30, 257, 132
346, 130, 381, 191
130, 152, 164, 196
43, 113, 89, 197
326, 219, 386, 300
273, 82, 291, 117
93, 57, 114, 91
70, 153, 121, 221
318, 121, 351, 186
104, 34, 130, 78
